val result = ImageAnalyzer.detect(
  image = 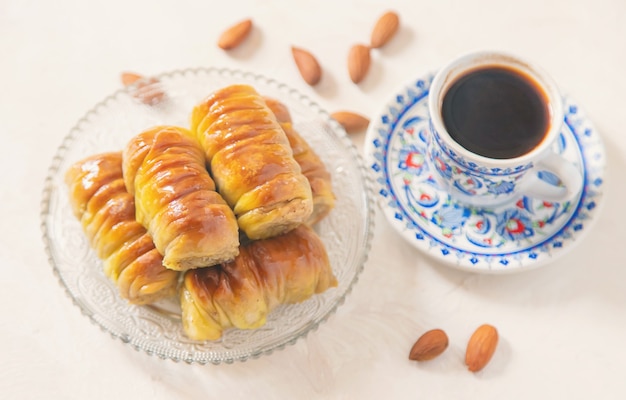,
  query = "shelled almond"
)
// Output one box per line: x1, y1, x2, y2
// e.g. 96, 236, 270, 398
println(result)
465, 324, 499, 372
120, 72, 165, 105
331, 111, 370, 134
121, 72, 144, 86
218, 19, 253, 50
370, 11, 400, 49
291, 46, 322, 86
409, 329, 449, 361
347, 44, 371, 84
